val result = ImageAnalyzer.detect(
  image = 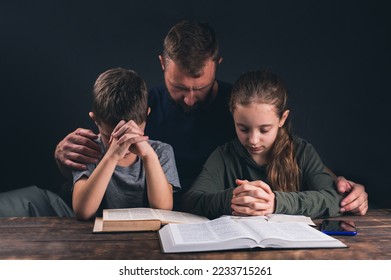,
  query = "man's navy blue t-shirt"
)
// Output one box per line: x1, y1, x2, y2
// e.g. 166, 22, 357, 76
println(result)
145, 80, 236, 195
